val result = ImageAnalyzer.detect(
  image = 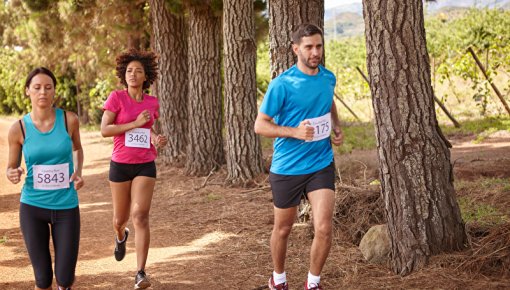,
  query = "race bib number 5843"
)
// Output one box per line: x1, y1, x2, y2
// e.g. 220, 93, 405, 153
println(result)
305, 112, 332, 142
125, 128, 151, 148
33, 163, 70, 190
